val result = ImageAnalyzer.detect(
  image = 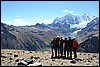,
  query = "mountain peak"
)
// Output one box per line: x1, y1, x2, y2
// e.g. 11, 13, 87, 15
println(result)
83, 12, 91, 16
81, 12, 94, 21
